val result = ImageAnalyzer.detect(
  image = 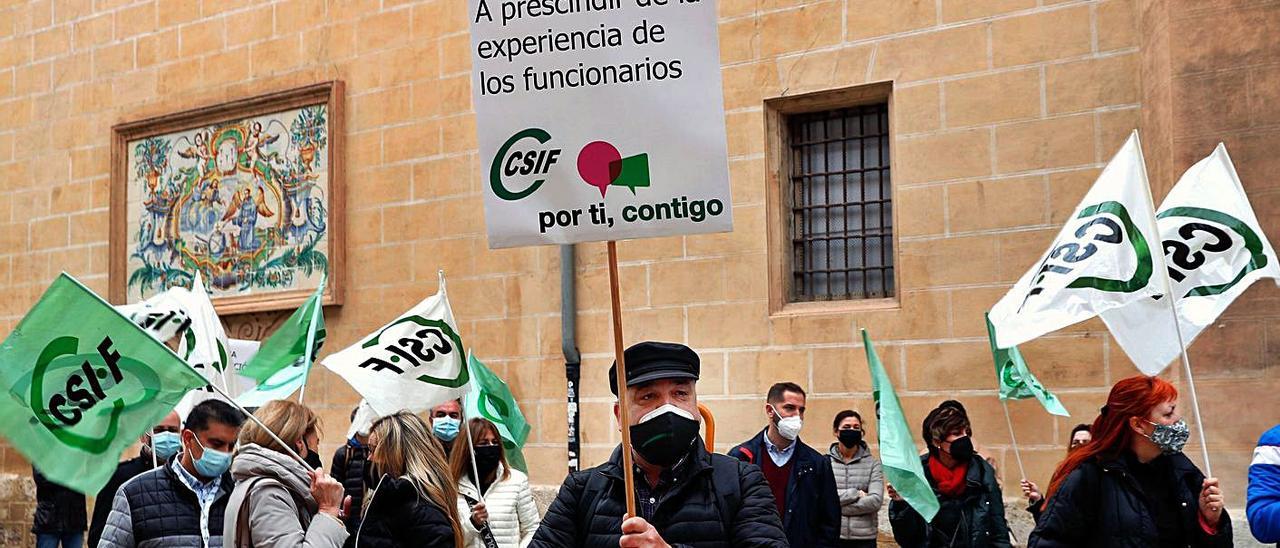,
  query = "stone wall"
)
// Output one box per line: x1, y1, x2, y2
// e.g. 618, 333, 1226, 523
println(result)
0, 0, 1274, 544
